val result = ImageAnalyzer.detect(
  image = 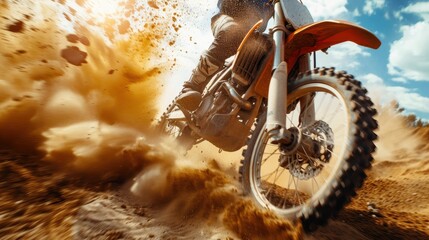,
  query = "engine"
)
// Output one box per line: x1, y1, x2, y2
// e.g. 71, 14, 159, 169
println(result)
193, 32, 274, 151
